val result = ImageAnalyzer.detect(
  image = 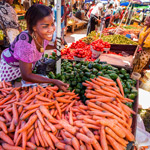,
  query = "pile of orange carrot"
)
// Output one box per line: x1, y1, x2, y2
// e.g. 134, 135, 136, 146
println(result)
0, 77, 135, 150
